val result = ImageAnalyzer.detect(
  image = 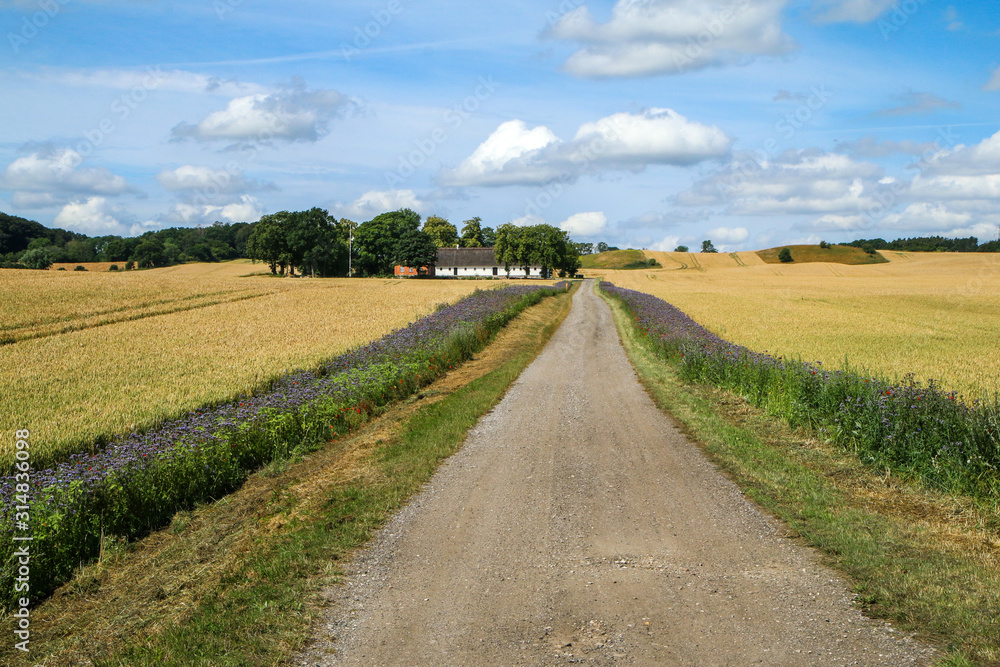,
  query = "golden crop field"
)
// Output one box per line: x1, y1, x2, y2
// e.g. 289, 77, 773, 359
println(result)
1, 261, 505, 466
591, 251, 1000, 401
